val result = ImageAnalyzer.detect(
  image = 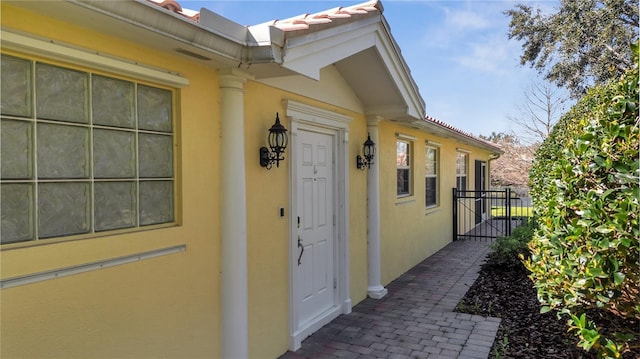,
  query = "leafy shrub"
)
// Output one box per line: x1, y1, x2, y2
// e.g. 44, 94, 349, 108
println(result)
527, 44, 639, 358
488, 218, 536, 270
